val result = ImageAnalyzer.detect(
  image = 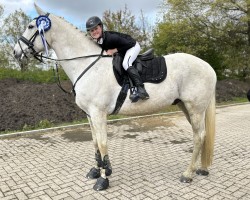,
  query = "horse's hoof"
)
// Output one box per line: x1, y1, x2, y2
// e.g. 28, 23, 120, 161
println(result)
93, 177, 109, 191
196, 169, 209, 176
130, 94, 140, 102
180, 175, 192, 183
86, 167, 100, 179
